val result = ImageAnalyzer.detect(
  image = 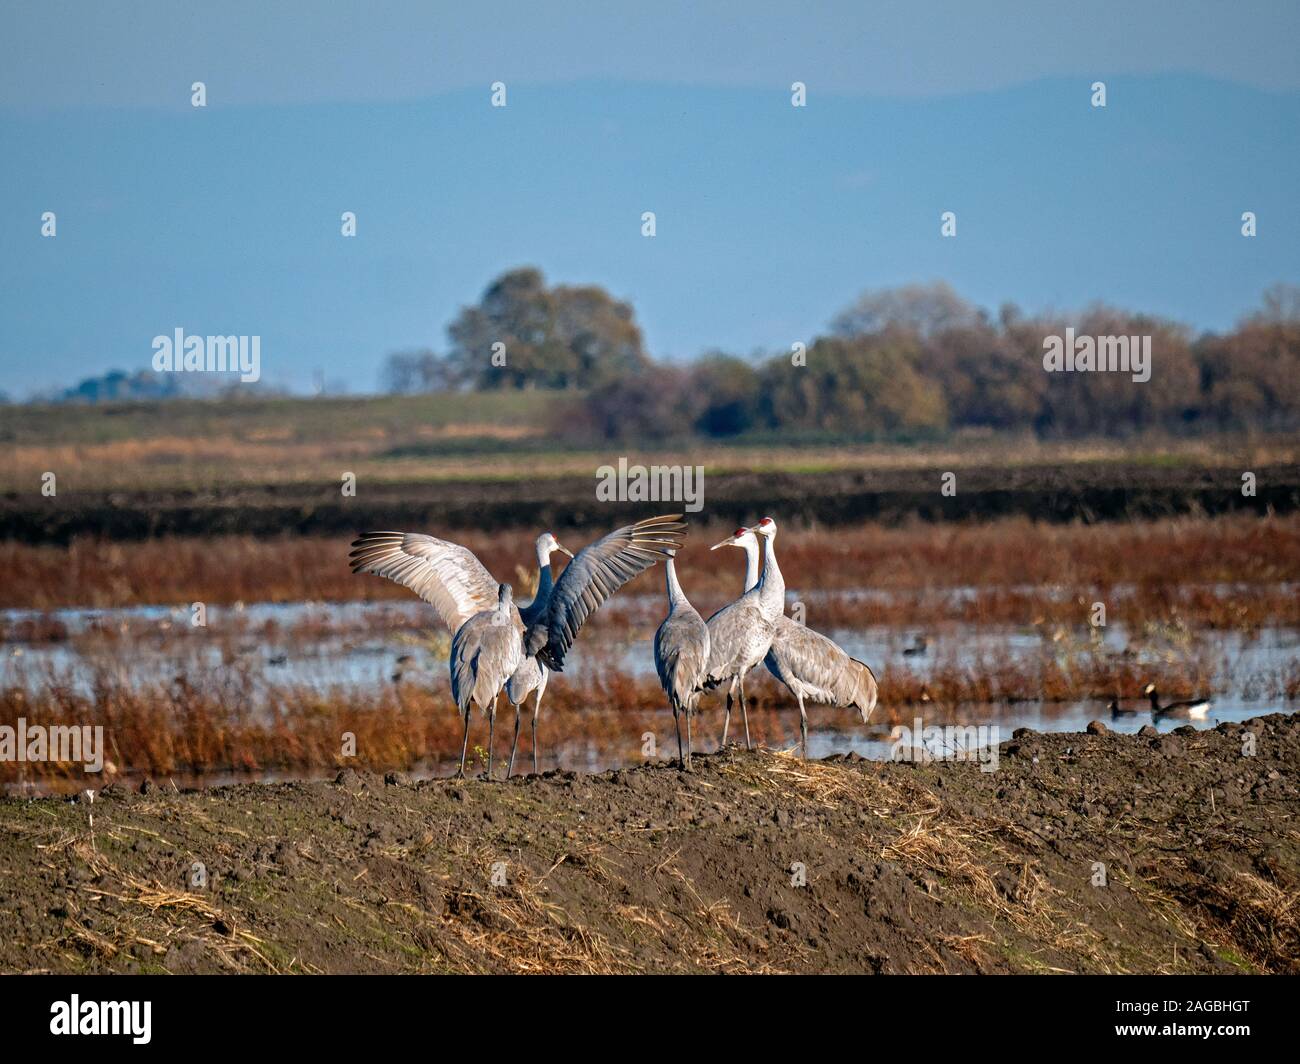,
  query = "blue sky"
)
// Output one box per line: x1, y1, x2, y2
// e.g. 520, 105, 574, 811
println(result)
1, 2, 1298, 396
